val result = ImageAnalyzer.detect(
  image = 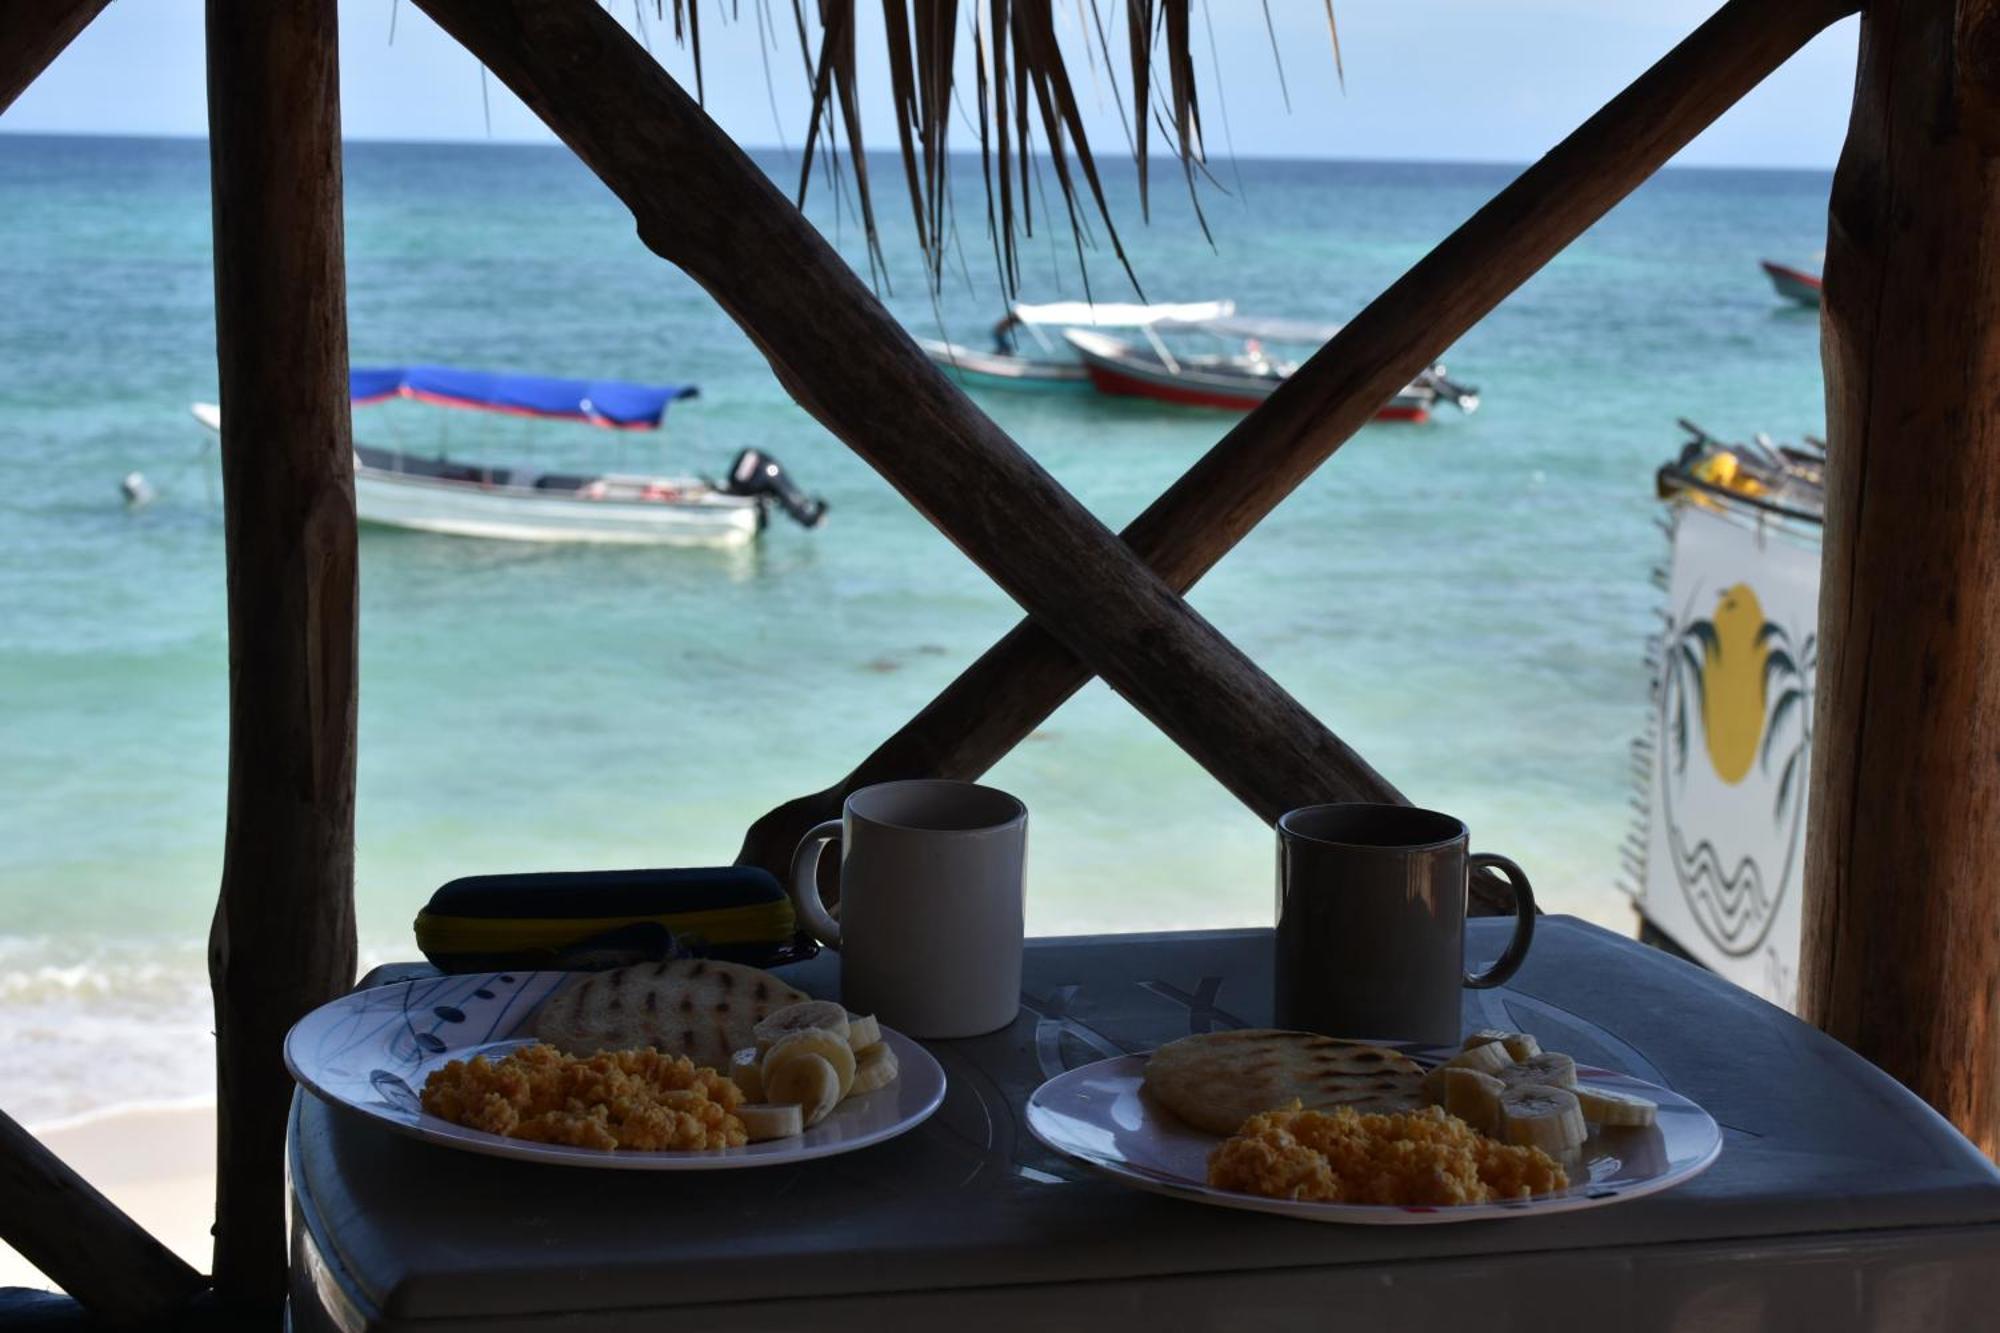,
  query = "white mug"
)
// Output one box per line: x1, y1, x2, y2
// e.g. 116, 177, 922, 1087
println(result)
789, 779, 1026, 1039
